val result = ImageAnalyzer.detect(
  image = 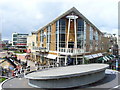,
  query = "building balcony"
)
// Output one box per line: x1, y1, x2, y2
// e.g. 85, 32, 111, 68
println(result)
59, 48, 85, 55
32, 46, 49, 52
